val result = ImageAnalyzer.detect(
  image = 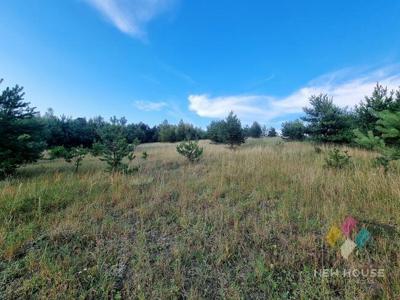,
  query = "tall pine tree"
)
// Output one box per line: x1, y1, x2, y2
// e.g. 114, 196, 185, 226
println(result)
0, 81, 46, 178
302, 94, 354, 143
224, 112, 245, 148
